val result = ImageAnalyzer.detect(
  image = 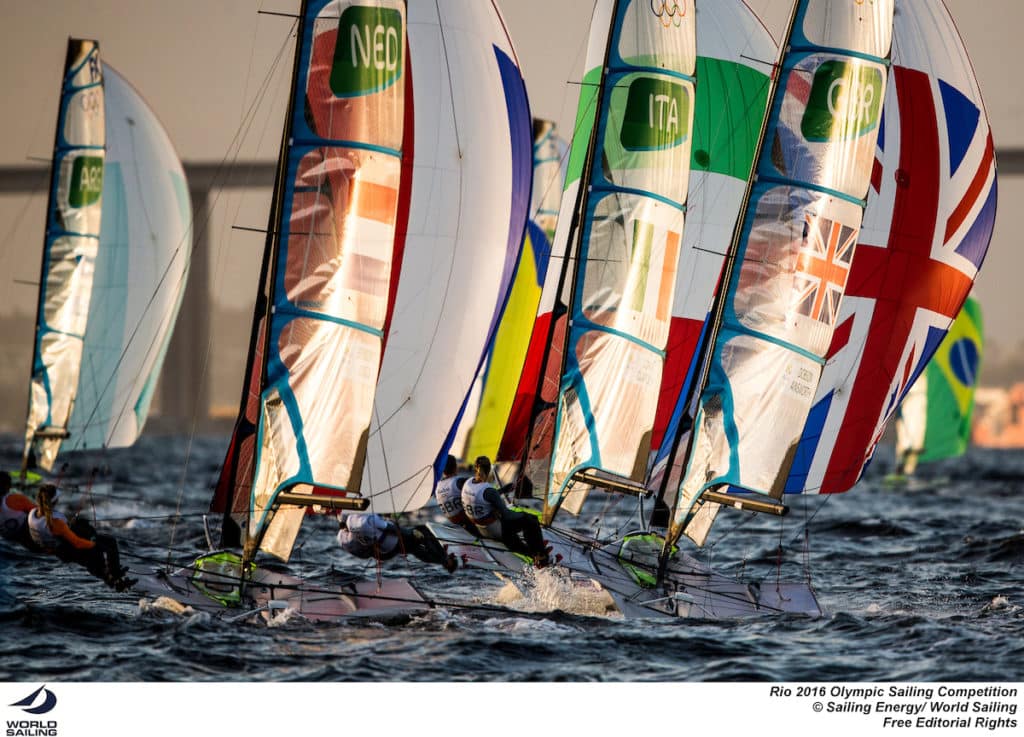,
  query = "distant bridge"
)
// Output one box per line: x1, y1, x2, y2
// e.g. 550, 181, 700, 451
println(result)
0, 149, 1019, 429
